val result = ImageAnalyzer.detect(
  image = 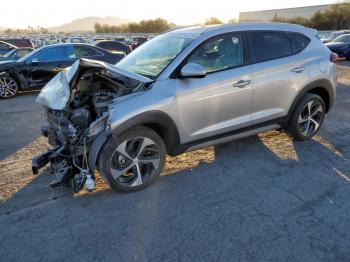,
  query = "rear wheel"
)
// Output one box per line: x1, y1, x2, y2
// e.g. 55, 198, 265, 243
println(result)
287, 93, 326, 141
98, 127, 166, 192
0, 74, 18, 98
